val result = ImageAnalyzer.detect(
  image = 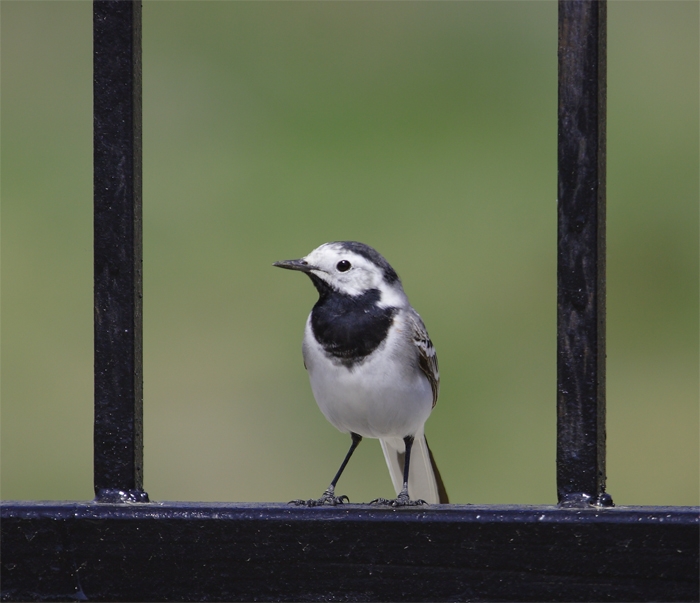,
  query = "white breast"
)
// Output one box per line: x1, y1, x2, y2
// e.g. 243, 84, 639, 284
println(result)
301, 311, 434, 439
